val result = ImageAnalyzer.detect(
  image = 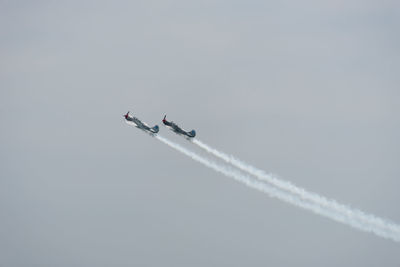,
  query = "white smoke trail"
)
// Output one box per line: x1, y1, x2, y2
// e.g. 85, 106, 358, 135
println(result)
192, 139, 400, 241
156, 135, 400, 242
